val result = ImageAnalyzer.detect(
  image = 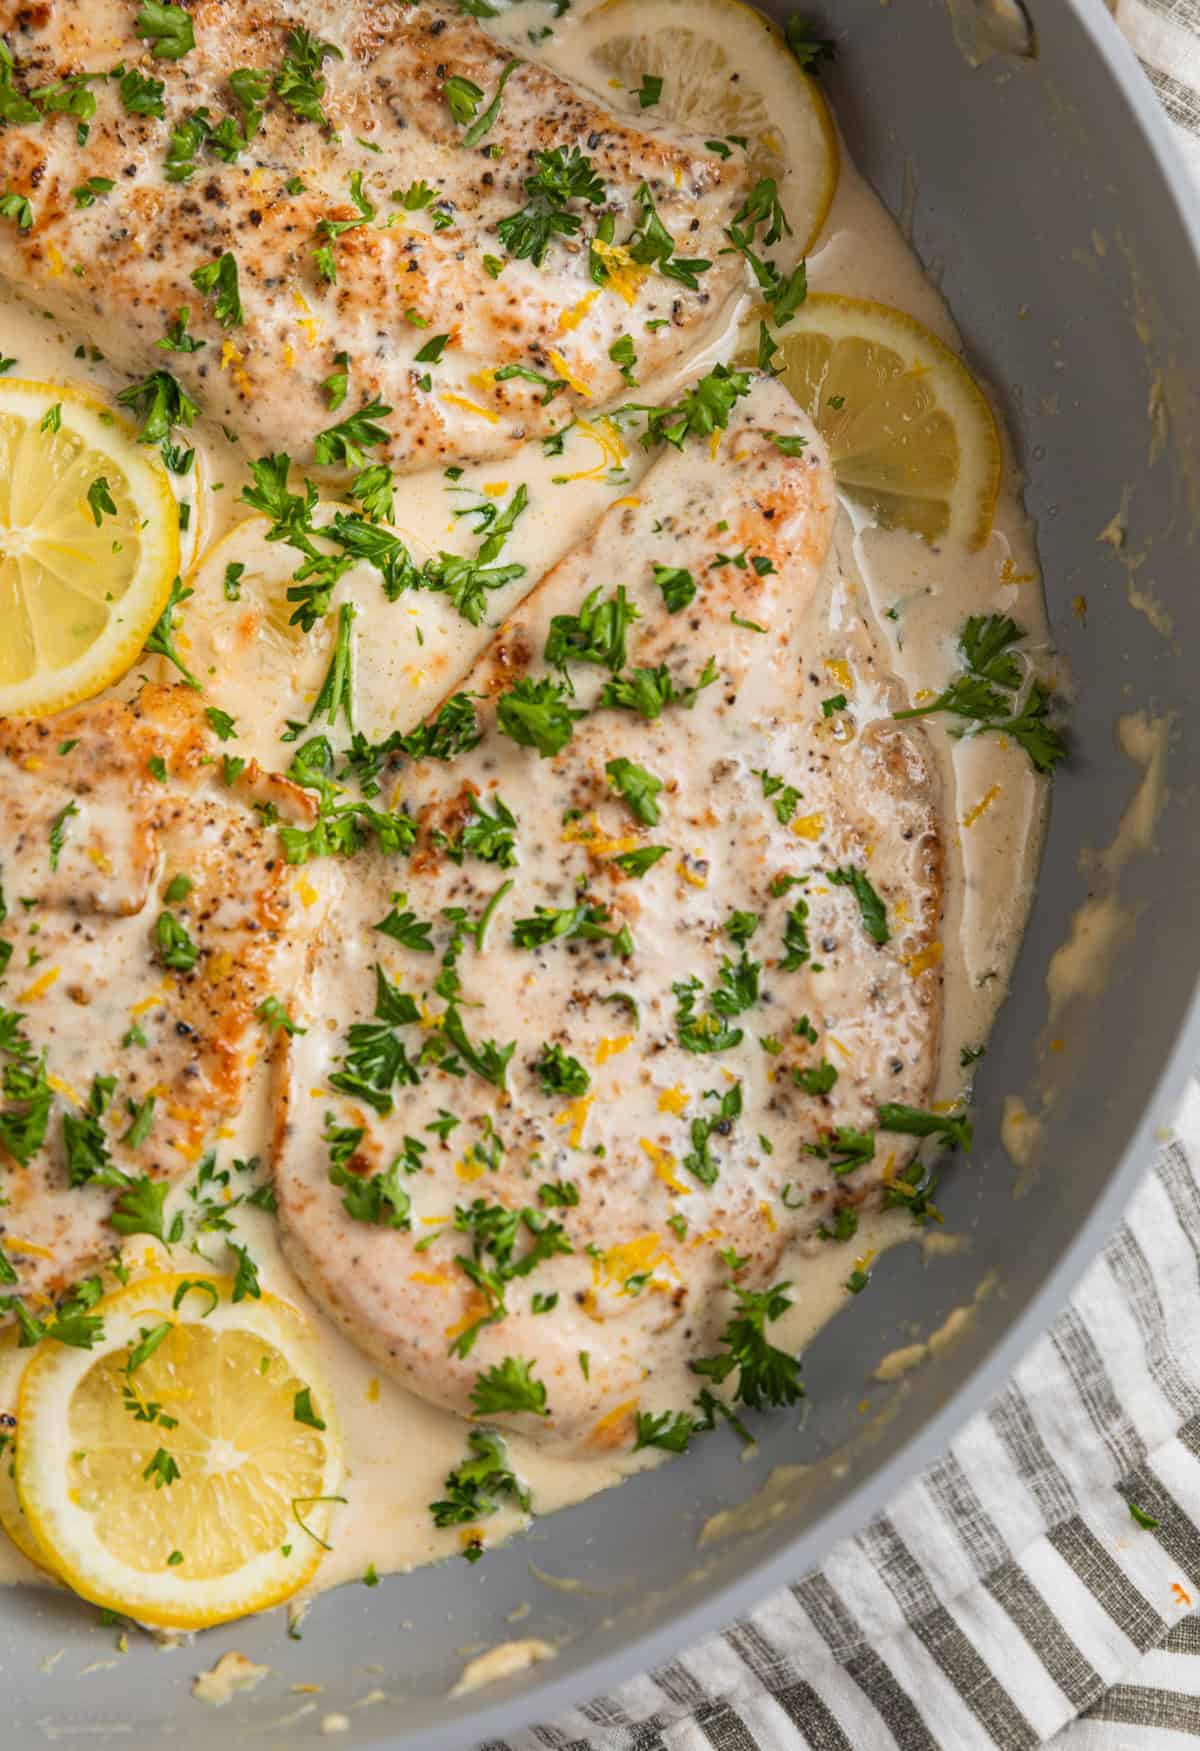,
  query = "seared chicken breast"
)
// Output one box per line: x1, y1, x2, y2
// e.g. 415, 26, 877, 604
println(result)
0, 688, 328, 1302
272, 376, 945, 1452
0, 0, 750, 469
